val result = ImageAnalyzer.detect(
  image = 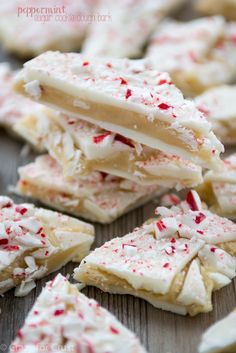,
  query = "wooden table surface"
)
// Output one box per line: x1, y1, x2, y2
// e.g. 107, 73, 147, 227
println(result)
0, 2, 236, 353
